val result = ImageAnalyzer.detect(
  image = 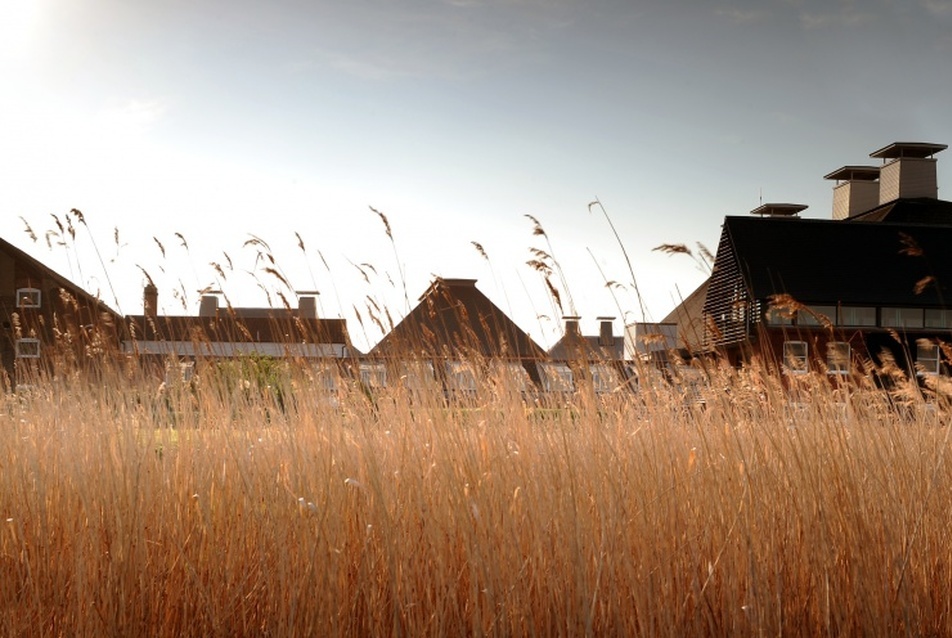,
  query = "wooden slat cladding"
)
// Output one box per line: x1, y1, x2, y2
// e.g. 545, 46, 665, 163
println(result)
879, 158, 938, 203
703, 225, 752, 348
